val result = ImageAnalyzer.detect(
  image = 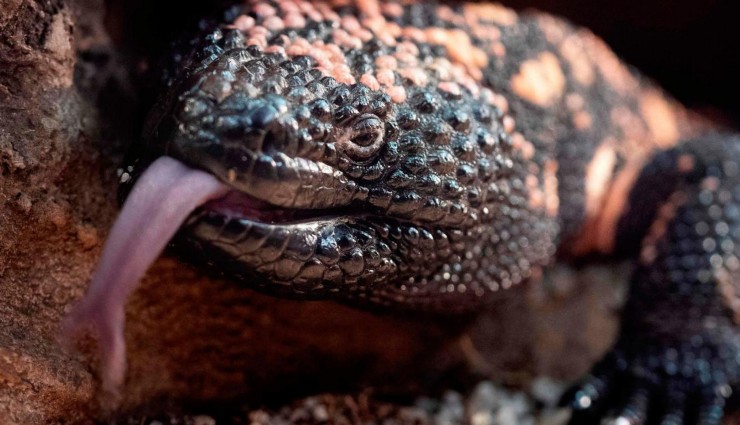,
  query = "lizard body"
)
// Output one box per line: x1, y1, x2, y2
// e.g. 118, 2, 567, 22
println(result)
64, 1, 740, 423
